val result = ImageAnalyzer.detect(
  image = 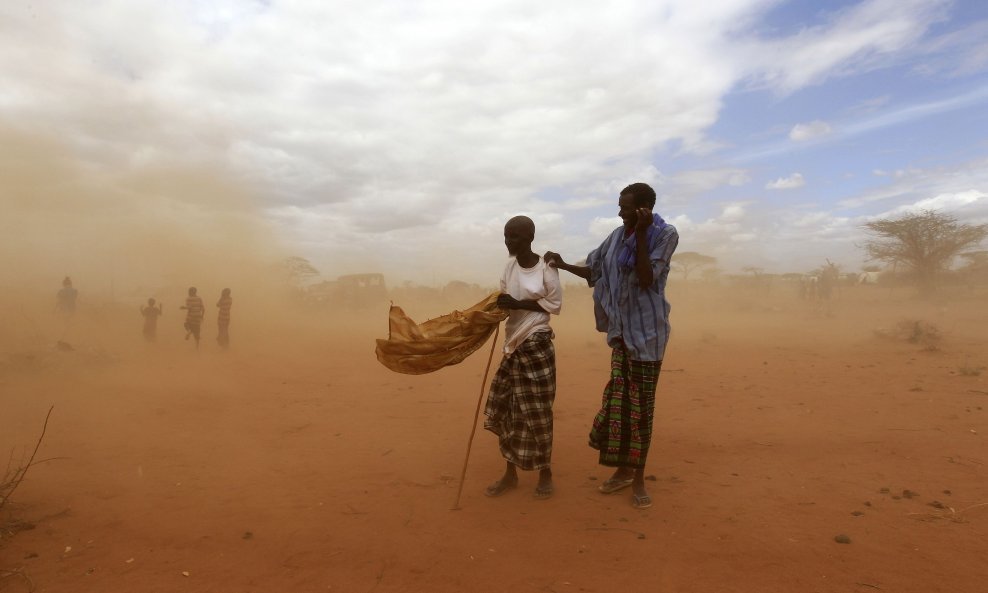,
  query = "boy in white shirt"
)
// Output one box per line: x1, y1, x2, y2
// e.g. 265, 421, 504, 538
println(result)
483, 216, 563, 499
